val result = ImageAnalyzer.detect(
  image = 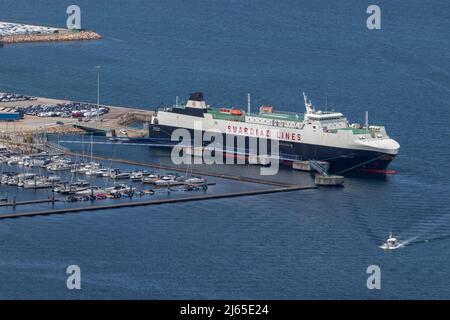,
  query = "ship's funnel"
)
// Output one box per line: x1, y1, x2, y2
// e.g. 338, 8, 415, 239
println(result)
186, 92, 207, 109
